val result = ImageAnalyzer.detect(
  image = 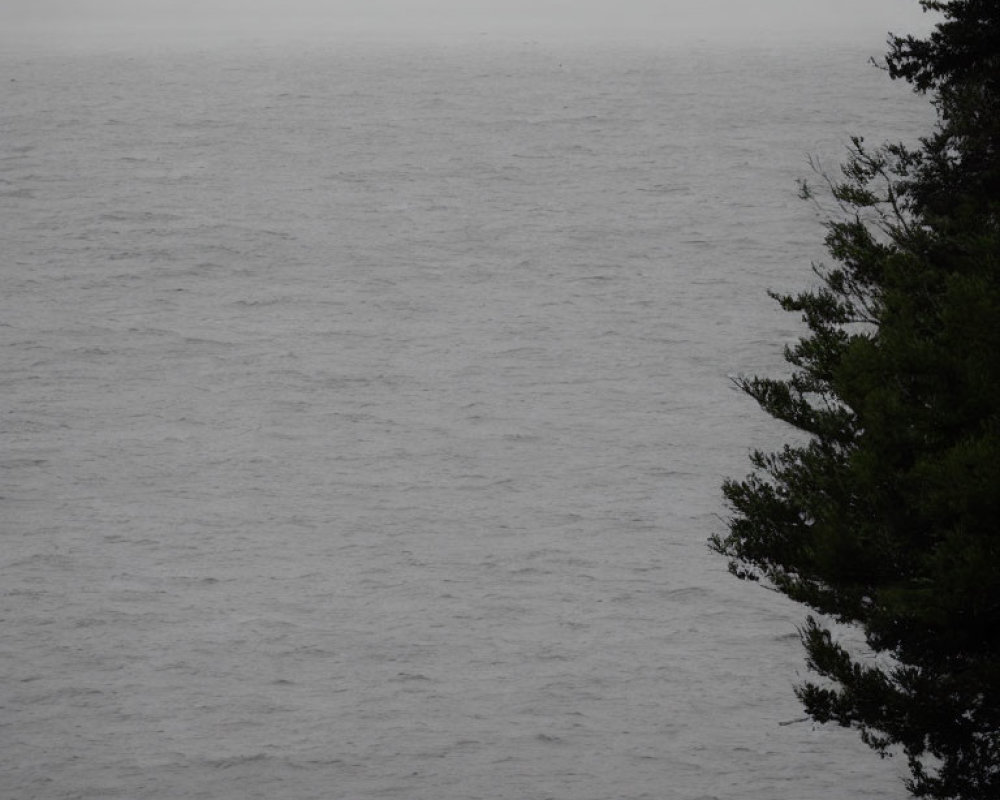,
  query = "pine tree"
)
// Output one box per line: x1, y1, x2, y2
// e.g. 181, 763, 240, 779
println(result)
711, 3, 1000, 797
